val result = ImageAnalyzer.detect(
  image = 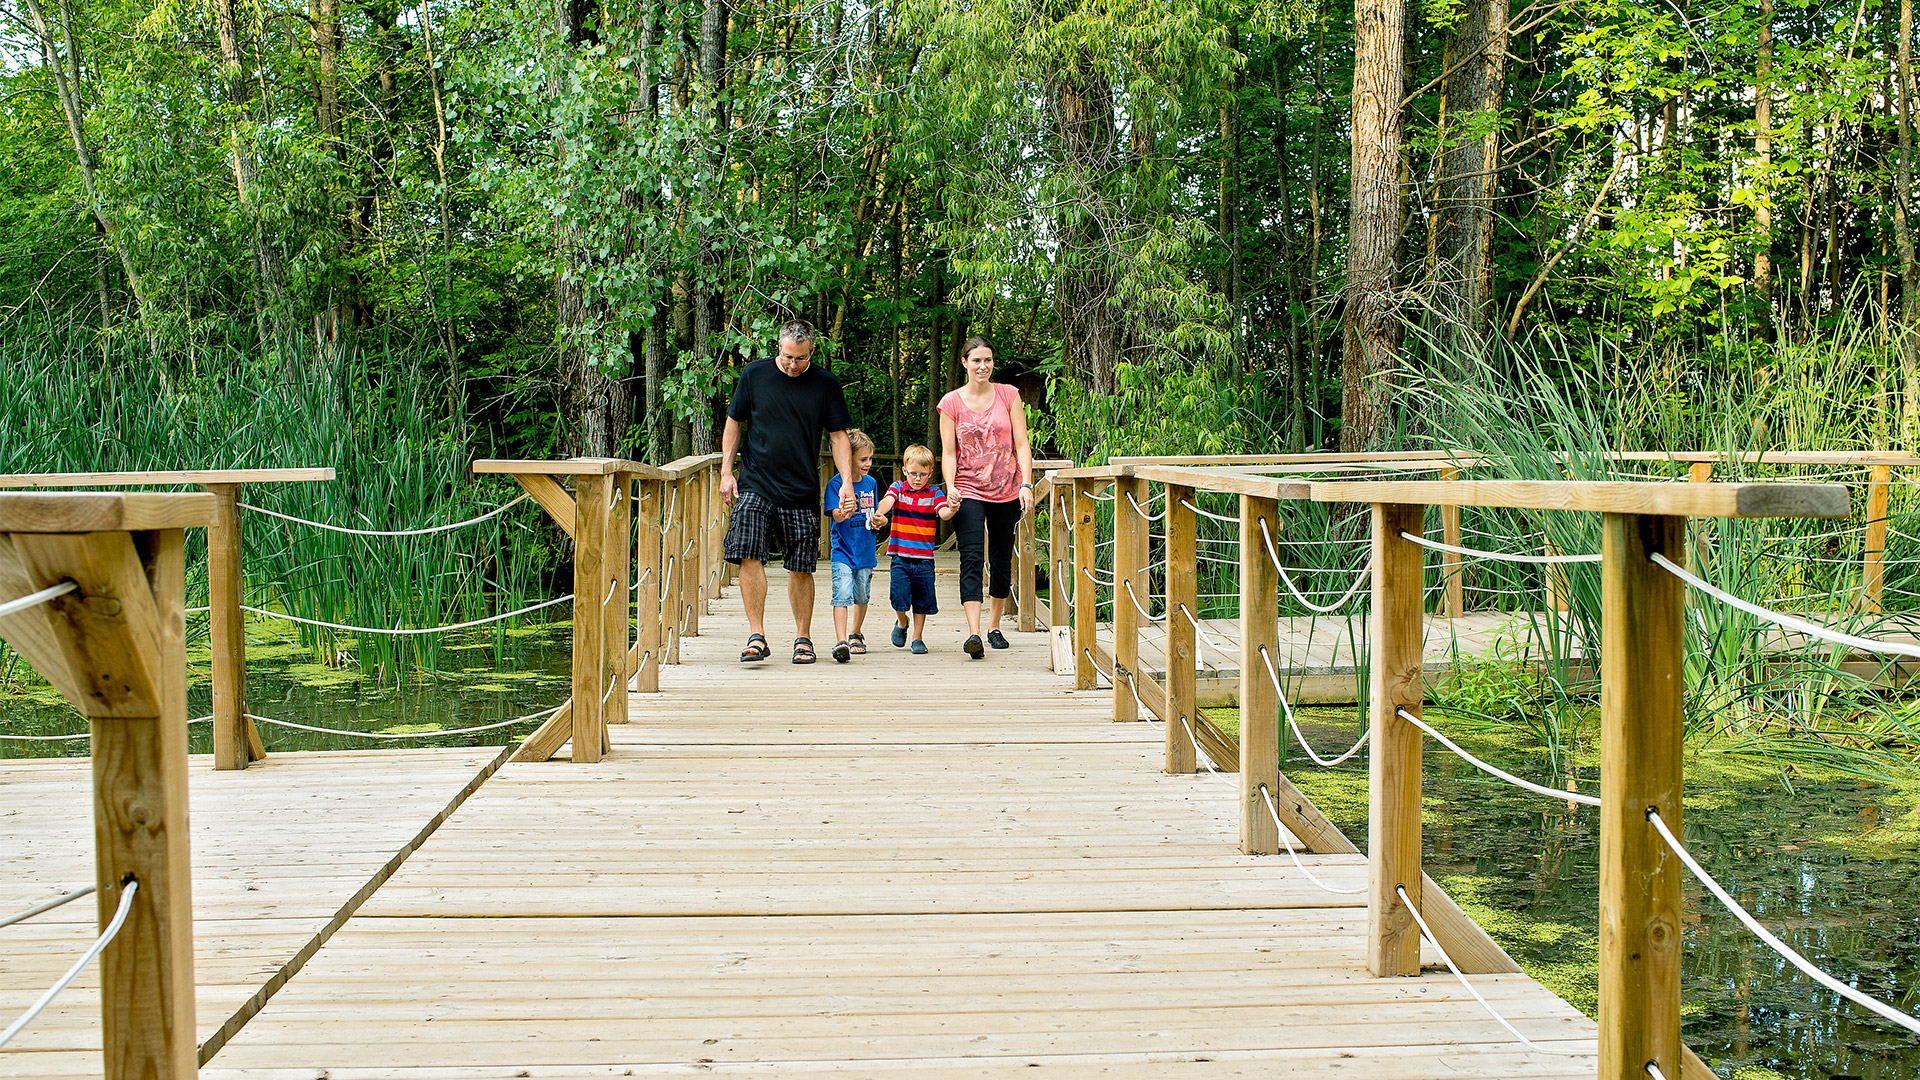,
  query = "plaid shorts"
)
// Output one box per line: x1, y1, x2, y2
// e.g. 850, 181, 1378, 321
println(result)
724, 489, 822, 575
